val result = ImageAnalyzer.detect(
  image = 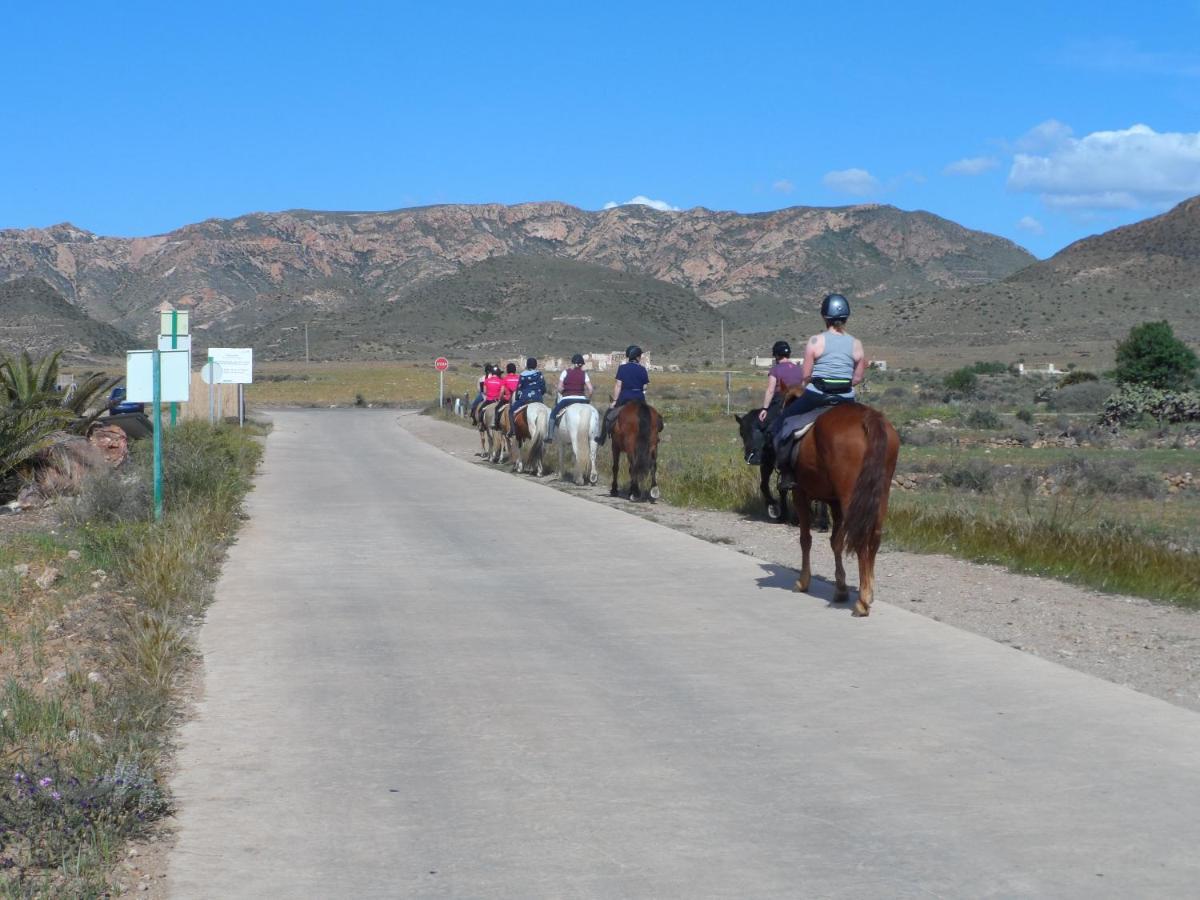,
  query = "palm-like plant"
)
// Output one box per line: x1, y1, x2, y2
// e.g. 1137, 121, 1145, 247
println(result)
61, 370, 125, 434
0, 349, 63, 408
0, 404, 69, 481
0, 350, 123, 434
